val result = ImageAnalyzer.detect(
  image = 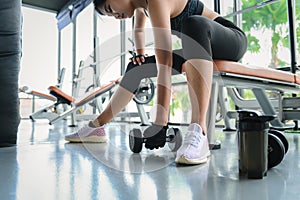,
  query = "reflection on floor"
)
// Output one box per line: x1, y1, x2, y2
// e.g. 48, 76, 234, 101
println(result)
1, 119, 300, 200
